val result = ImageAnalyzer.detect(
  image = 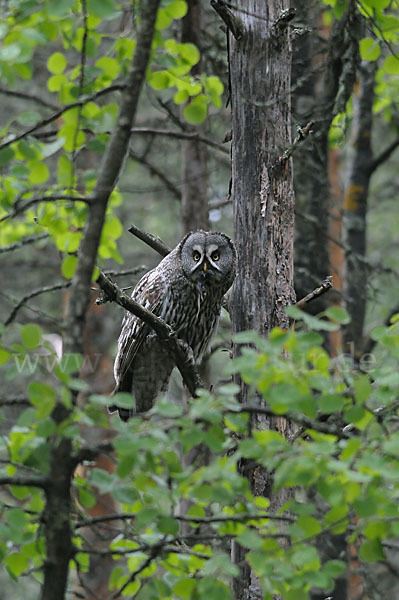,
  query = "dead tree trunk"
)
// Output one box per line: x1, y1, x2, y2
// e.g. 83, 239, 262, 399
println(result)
227, 1, 295, 598
342, 61, 376, 357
